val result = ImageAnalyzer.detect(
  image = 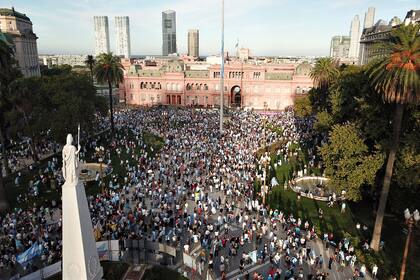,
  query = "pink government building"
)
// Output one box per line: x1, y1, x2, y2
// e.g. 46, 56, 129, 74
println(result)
119, 57, 313, 110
